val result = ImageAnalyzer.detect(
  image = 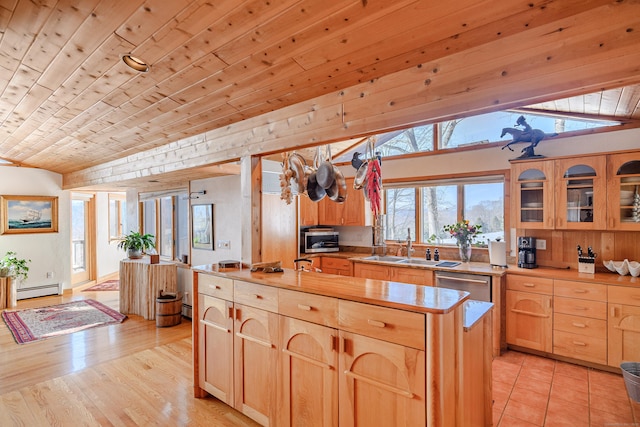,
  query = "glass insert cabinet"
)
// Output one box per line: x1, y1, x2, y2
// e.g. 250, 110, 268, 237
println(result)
607, 153, 640, 231
555, 156, 606, 230
512, 161, 554, 229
